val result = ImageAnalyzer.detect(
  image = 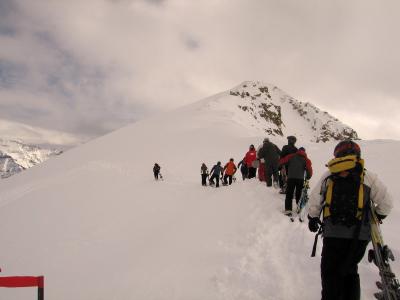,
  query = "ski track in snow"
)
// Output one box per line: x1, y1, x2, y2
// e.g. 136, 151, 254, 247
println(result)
214, 181, 320, 300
